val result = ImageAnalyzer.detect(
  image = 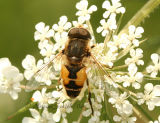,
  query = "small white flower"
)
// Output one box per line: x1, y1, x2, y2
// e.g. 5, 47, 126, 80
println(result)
0, 58, 23, 100
107, 34, 131, 51
34, 22, 54, 41
109, 91, 133, 114
128, 25, 144, 47
72, 18, 88, 28
76, 0, 97, 22
91, 43, 118, 67
39, 40, 55, 58
52, 16, 71, 39
22, 108, 53, 123
92, 88, 104, 103
83, 98, 102, 121
32, 88, 55, 109
137, 83, 160, 110
102, 0, 125, 18
103, 50, 118, 67
52, 90, 72, 122
52, 90, 61, 99
53, 100, 72, 122
22, 55, 57, 86
63, 100, 73, 113
52, 108, 61, 122
146, 53, 160, 78
22, 55, 42, 80
88, 113, 100, 123
123, 64, 143, 89
125, 48, 144, 66
113, 110, 136, 123
54, 33, 68, 51
97, 14, 117, 37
